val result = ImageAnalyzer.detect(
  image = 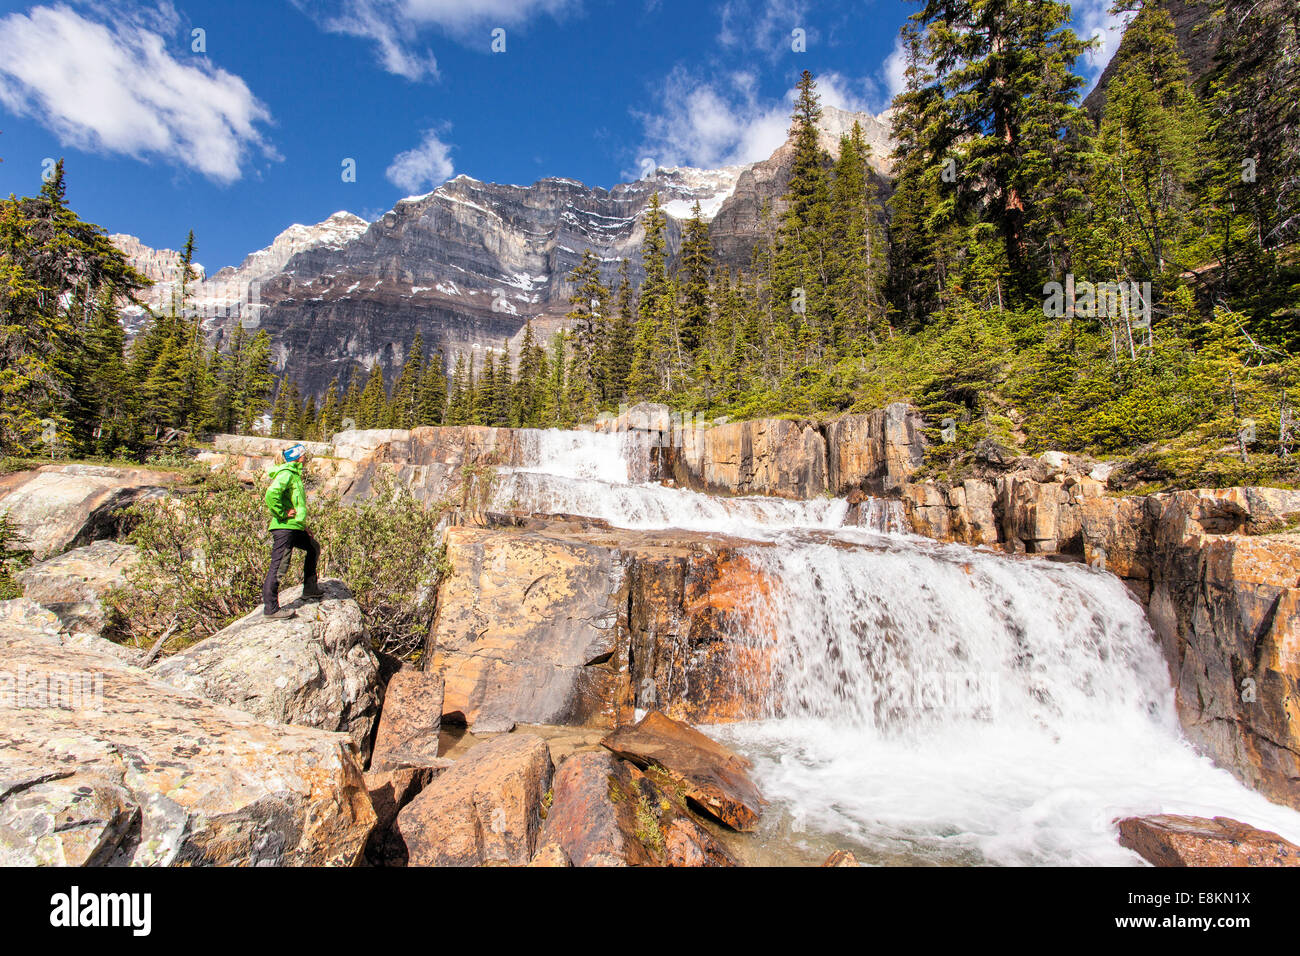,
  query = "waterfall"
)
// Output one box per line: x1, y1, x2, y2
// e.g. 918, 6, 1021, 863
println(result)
492, 427, 897, 535
481, 428, 1300, 864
